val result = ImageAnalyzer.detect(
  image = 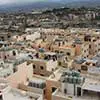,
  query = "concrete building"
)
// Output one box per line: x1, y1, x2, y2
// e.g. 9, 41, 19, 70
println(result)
6, 62, 33, 88
29, 57, 58, 77
0, 32, 11, 41
0, 78, 43, 100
